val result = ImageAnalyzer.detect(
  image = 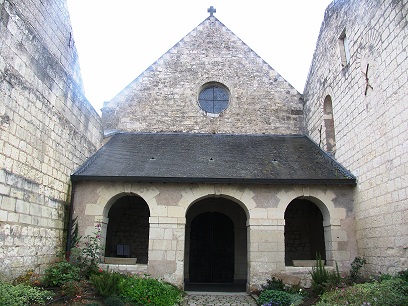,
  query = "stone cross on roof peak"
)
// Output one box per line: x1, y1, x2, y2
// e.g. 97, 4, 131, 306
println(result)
207, 6, 216, 17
